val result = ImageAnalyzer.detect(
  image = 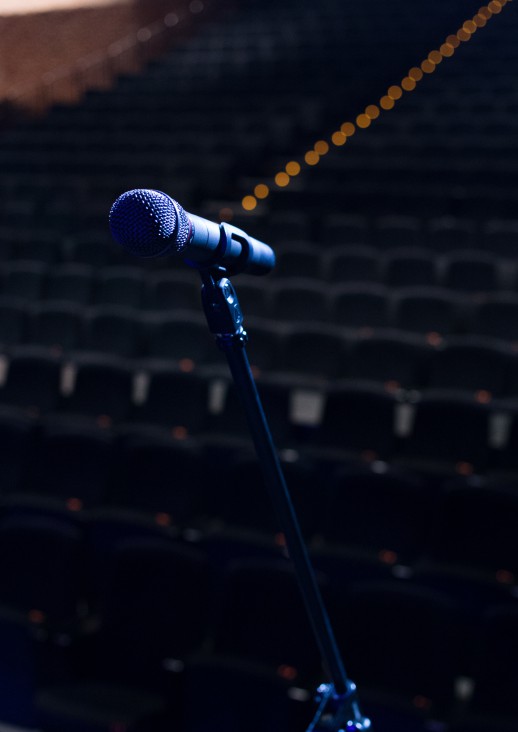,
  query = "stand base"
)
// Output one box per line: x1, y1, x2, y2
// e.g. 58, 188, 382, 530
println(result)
307, 683, 371, 732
